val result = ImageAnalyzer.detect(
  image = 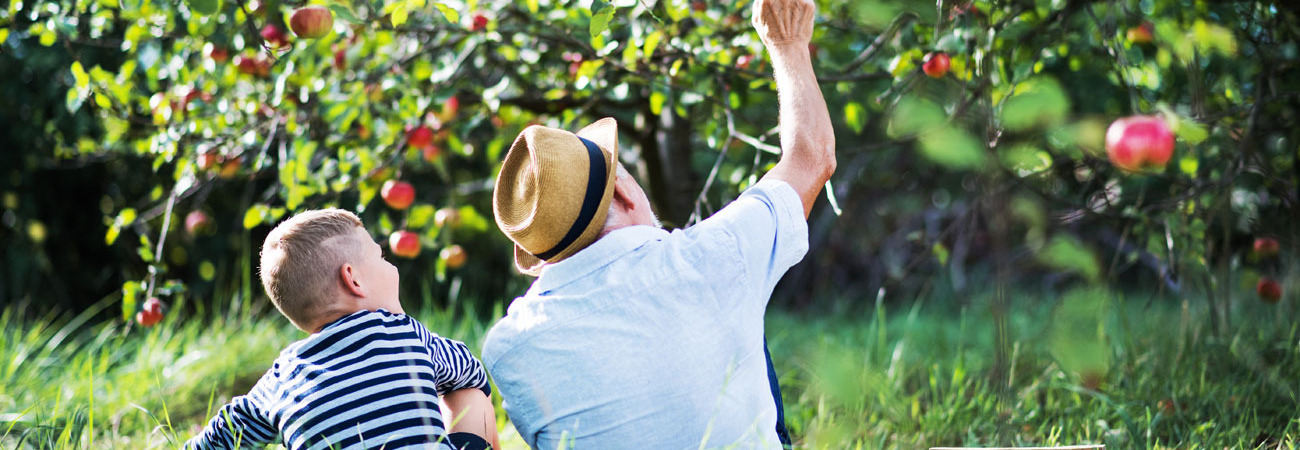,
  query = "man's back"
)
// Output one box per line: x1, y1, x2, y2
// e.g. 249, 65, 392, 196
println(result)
484, 180, 807, 449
